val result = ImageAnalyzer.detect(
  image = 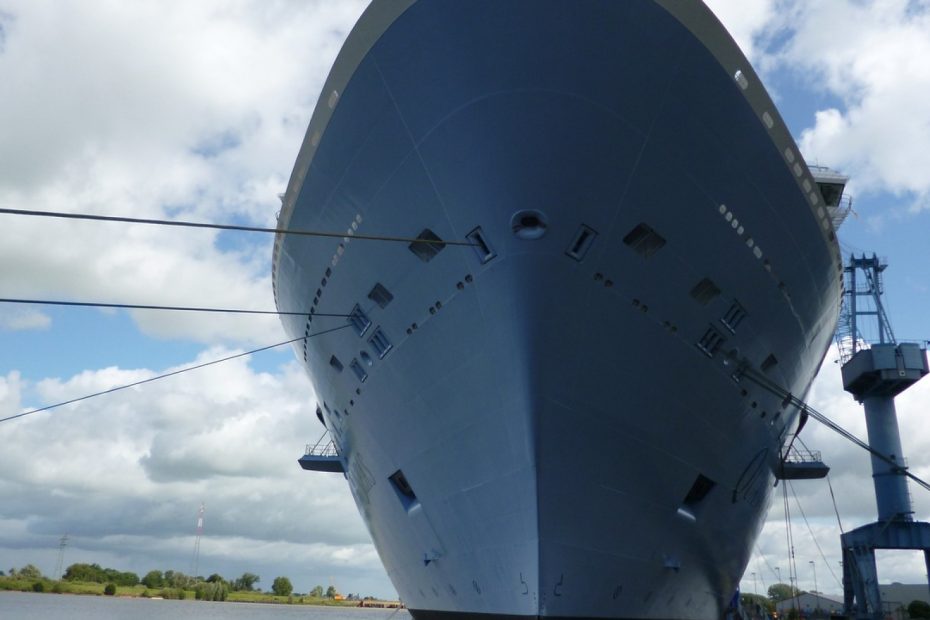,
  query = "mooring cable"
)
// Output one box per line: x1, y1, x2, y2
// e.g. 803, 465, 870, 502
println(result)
0, 207, 477, 246
0, 324, 352, 424
737, 365, 930, 494
0, 297, 350, 317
